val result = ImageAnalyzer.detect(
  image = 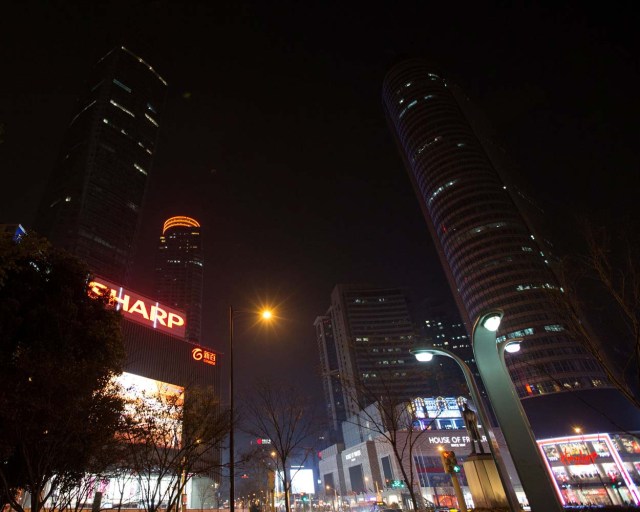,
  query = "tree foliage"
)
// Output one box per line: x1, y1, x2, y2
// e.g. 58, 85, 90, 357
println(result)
0, 234, 126, 512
